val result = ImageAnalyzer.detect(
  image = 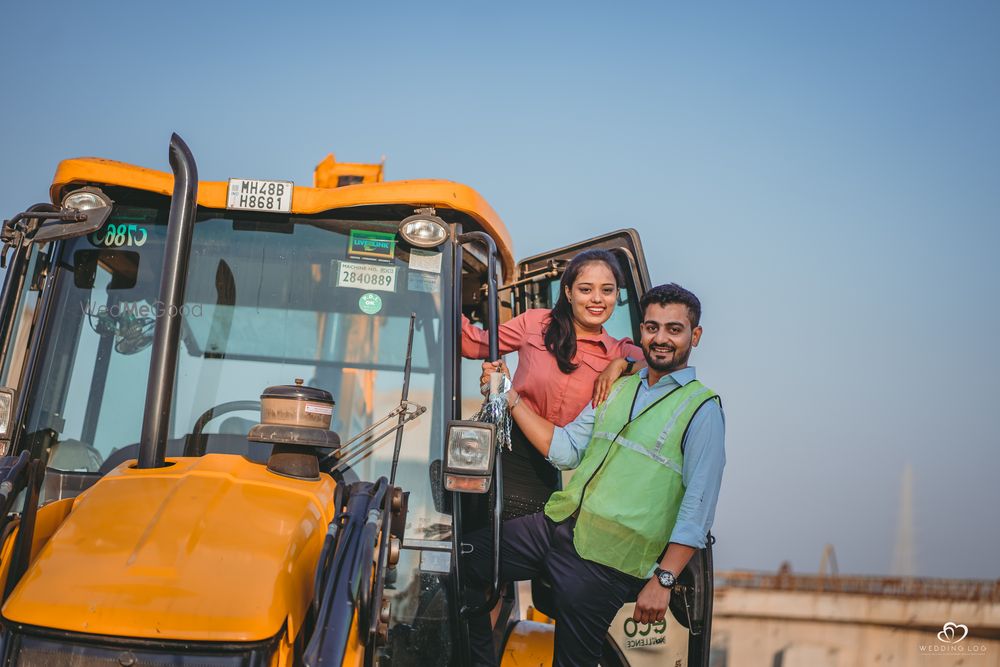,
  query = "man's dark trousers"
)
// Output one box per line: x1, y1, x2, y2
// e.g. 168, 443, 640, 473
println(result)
465, 512, 645, 667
